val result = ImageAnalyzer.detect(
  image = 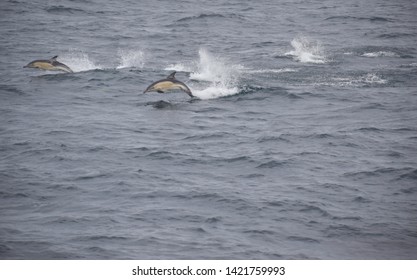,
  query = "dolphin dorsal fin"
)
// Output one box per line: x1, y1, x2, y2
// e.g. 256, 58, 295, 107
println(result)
51, 55, 58, 61
167, 71, 176, 79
